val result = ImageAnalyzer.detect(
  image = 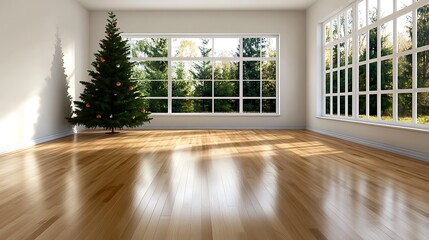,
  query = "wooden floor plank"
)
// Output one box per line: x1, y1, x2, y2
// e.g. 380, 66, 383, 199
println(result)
0, 130, 428, 240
